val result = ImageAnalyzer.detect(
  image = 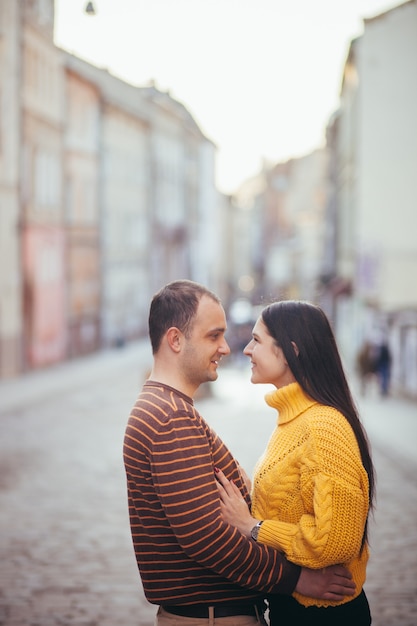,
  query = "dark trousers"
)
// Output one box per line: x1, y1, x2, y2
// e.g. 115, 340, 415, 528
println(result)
267, 590, 371, 626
